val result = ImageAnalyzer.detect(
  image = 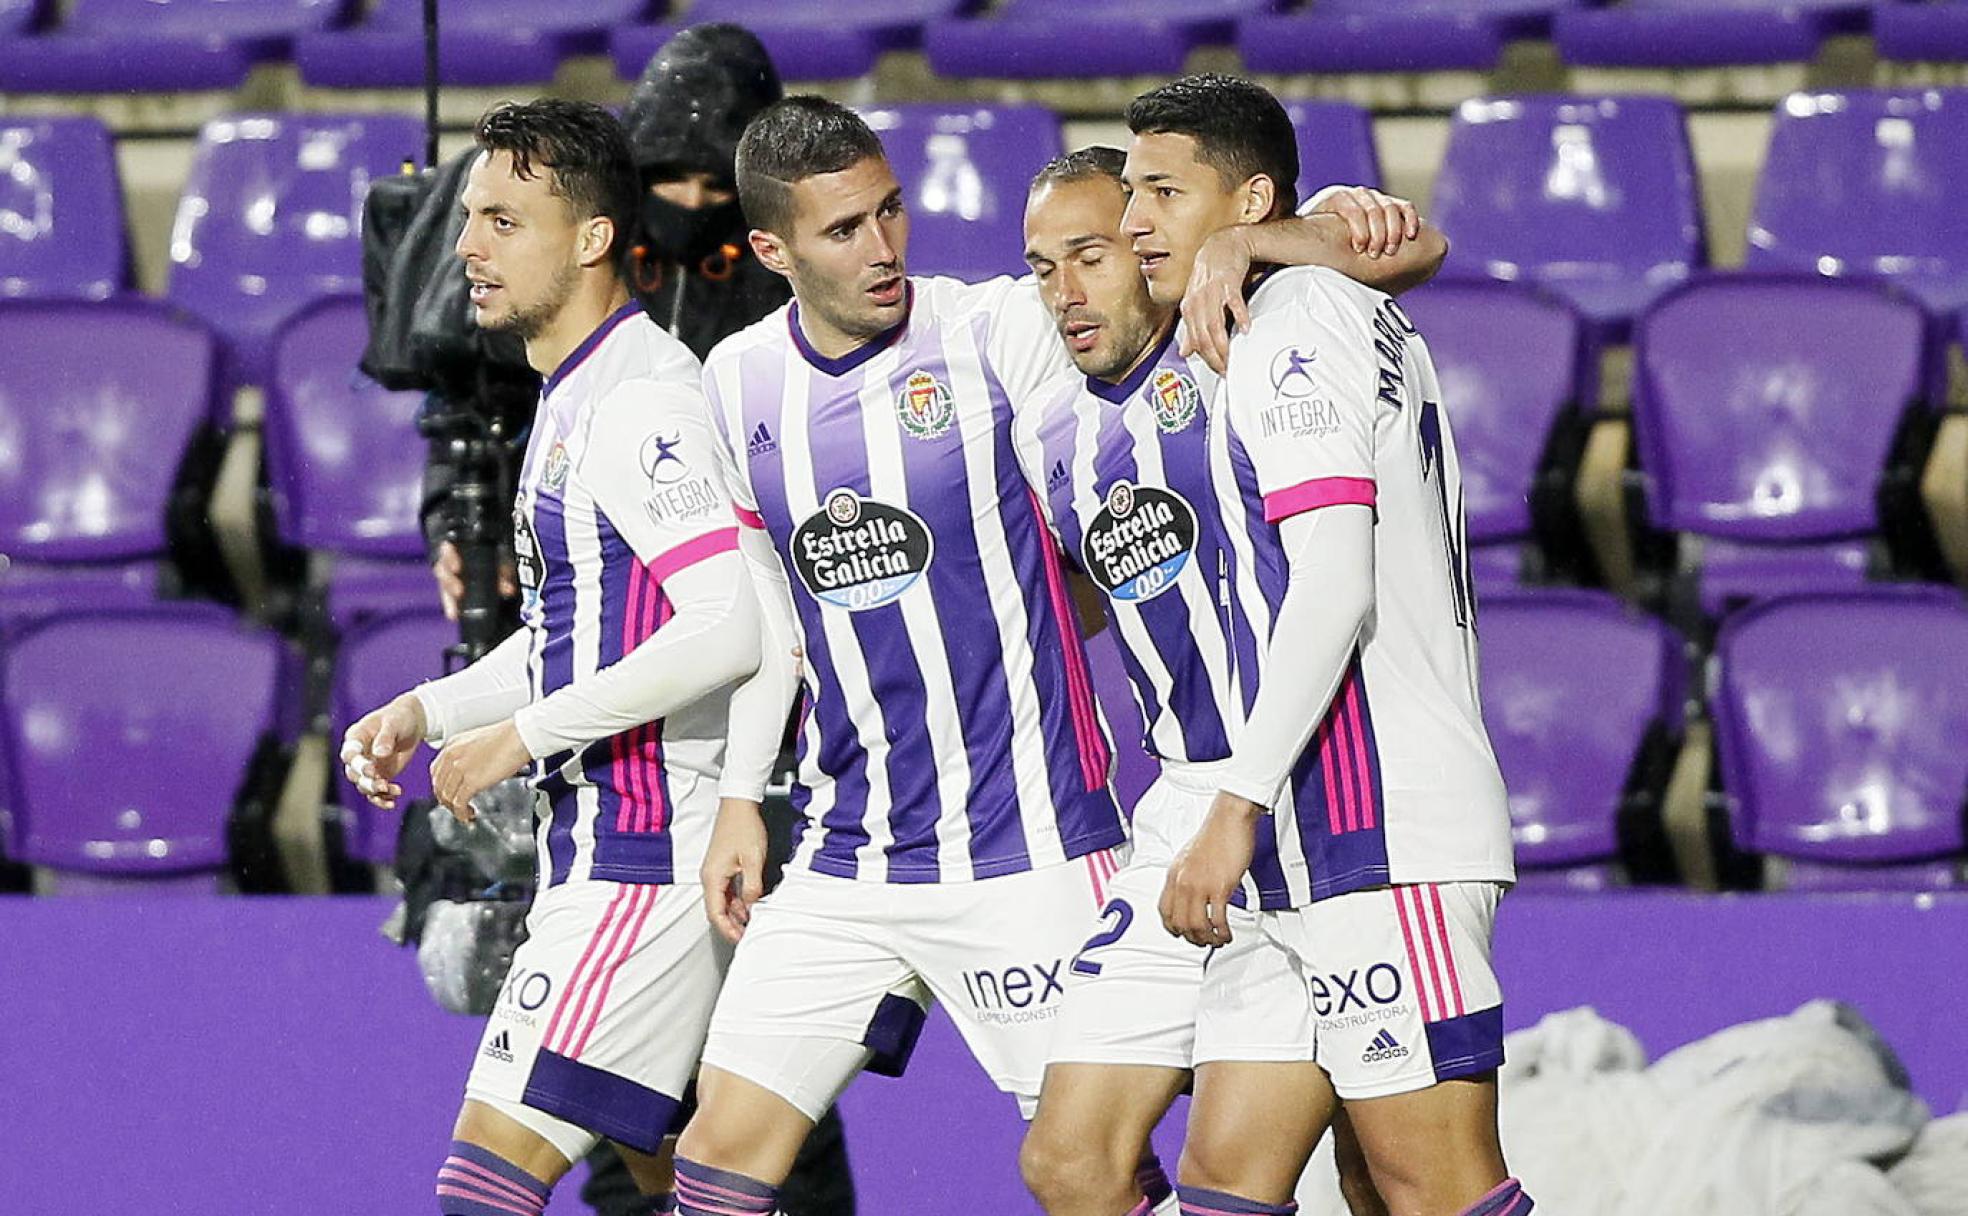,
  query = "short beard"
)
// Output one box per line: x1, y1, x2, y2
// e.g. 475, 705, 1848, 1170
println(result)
1079, 308, 1164, 382
482, 259, 580, 342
